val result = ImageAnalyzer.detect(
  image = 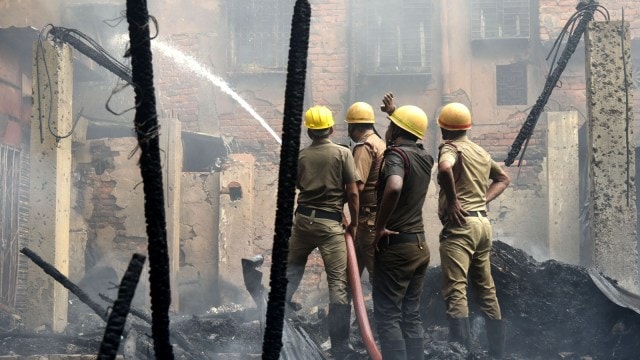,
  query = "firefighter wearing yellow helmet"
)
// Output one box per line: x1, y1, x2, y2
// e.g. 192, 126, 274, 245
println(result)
436, 102, 510, 358
287, 105, 359, 359
345, 102, 386, 285
373, 93, 434, 359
